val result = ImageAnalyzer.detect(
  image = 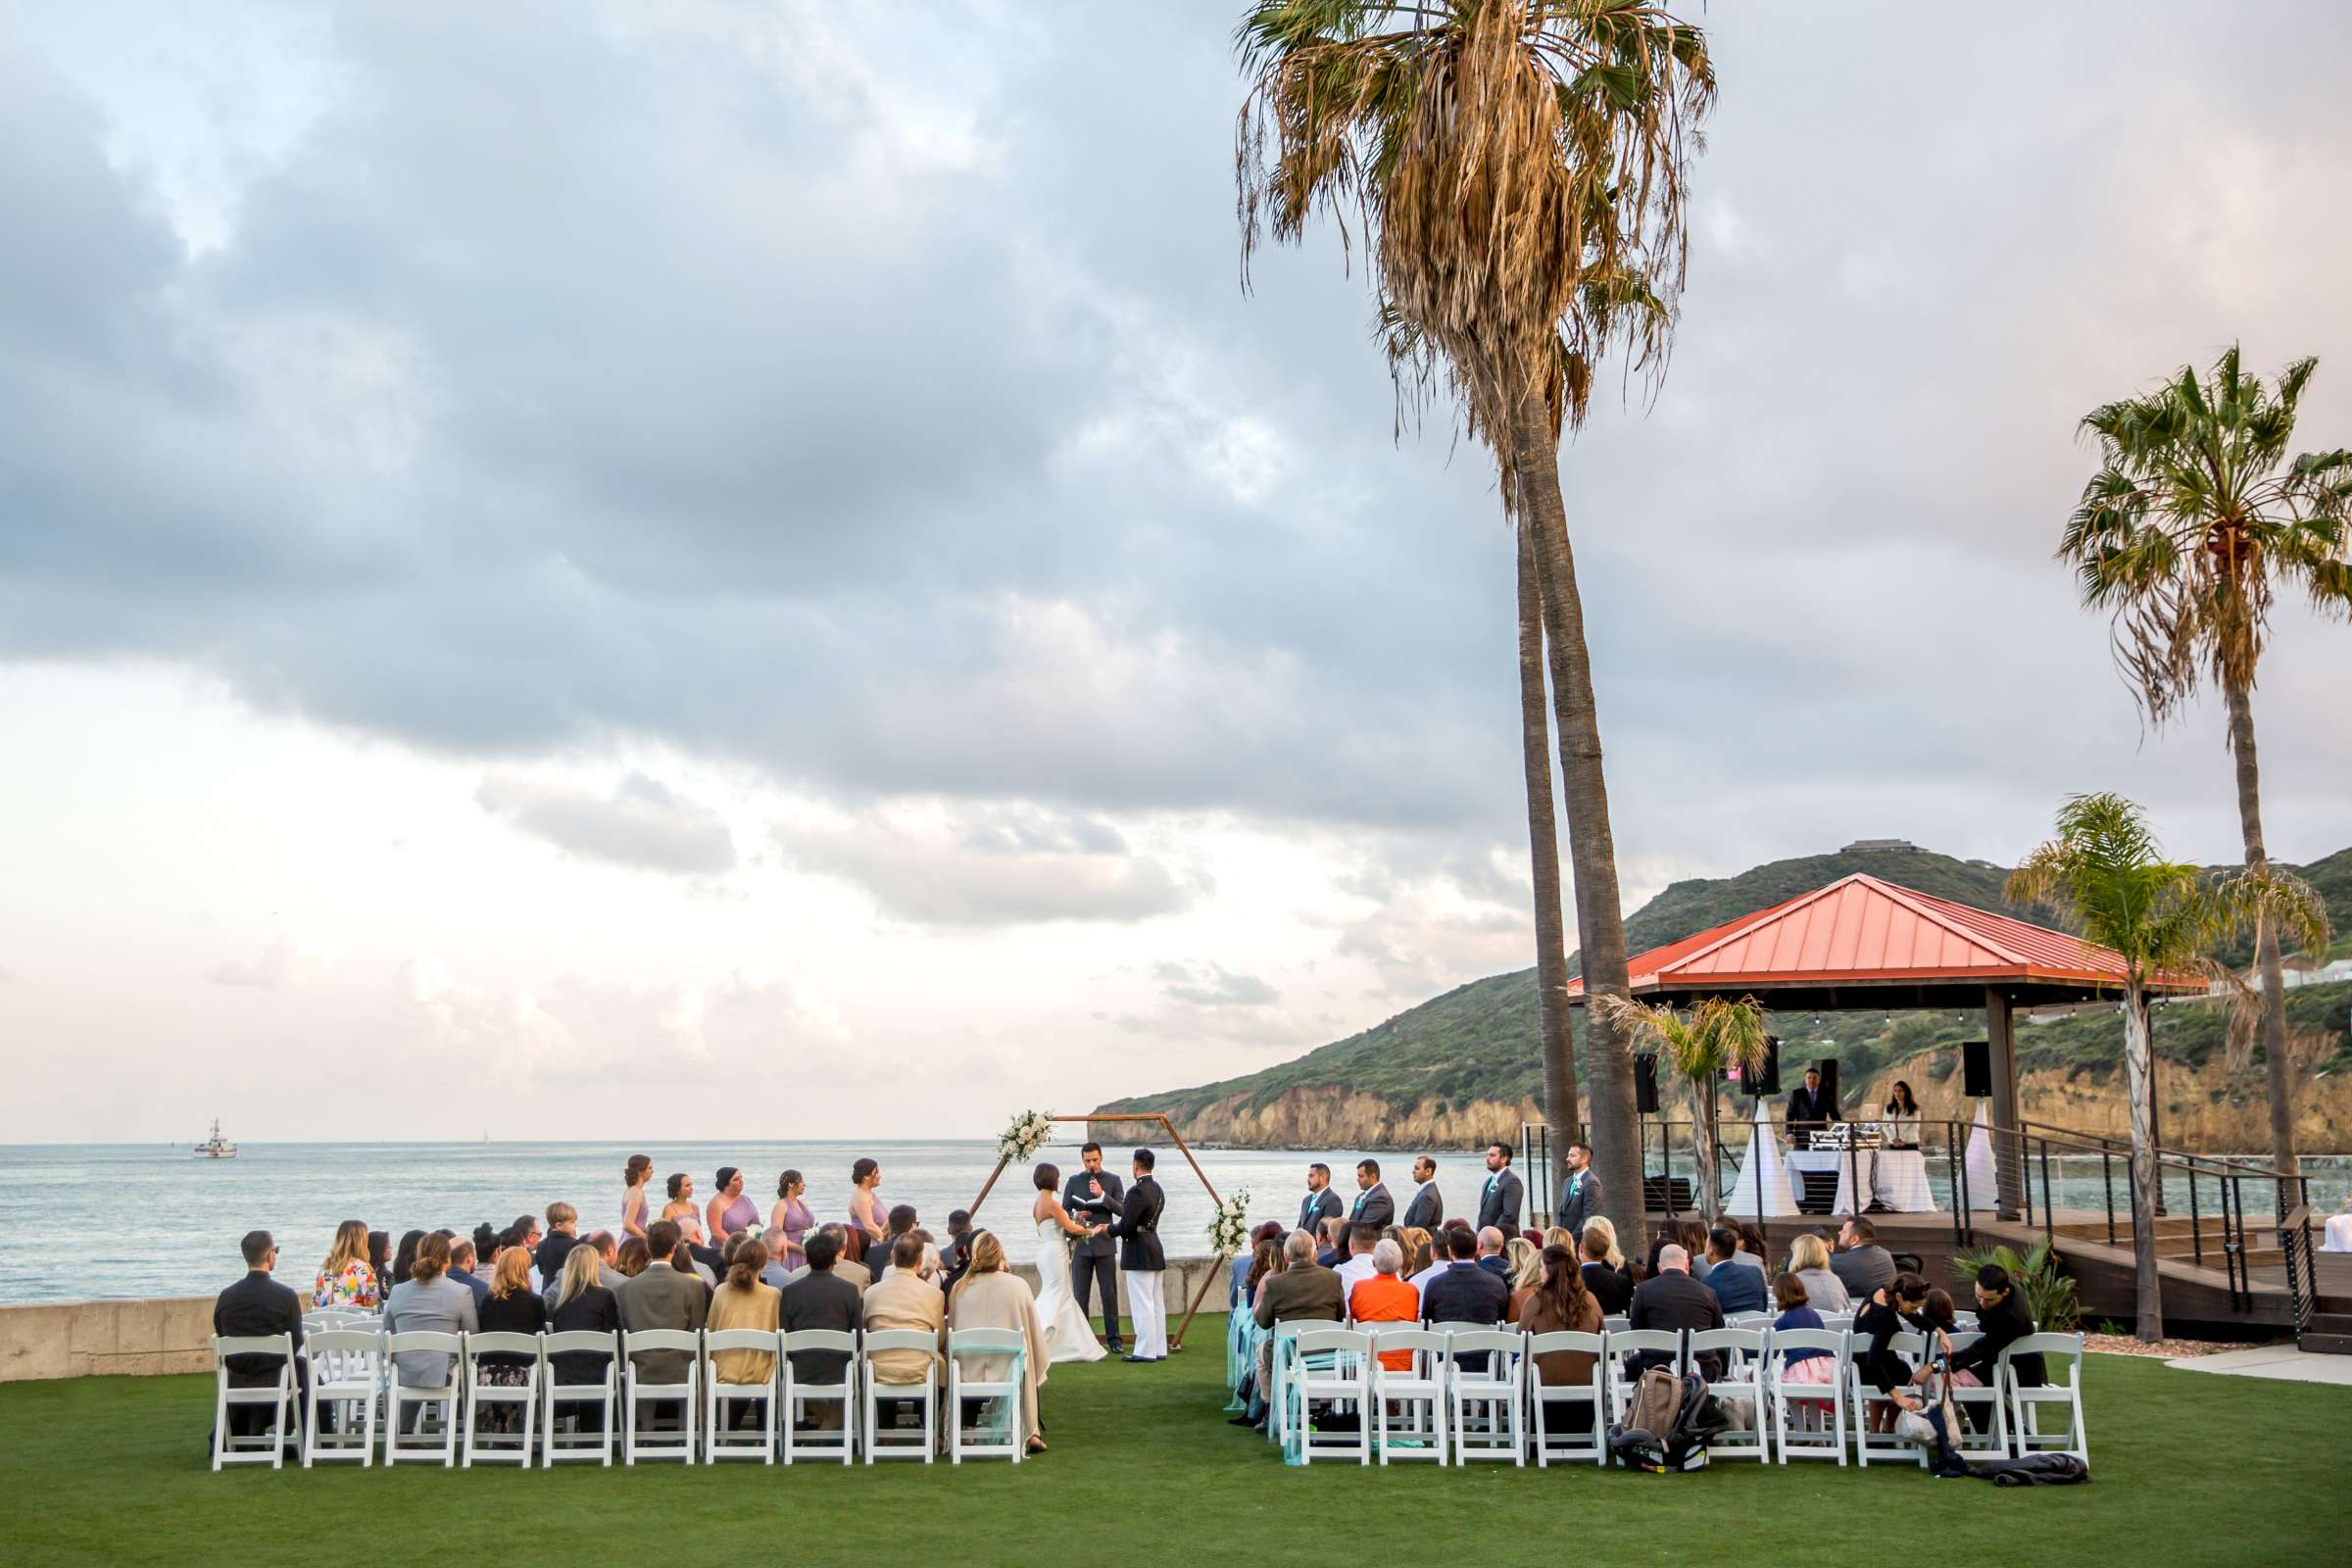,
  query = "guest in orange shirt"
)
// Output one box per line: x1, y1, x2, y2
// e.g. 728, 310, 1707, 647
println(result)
1348, 1239, 1421, 1371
